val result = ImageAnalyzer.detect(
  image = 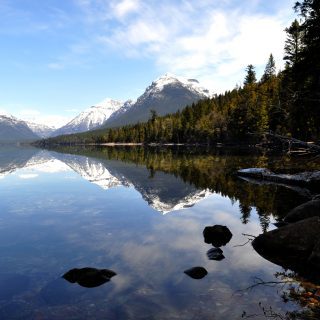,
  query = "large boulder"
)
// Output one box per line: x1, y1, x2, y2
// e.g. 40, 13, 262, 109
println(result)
252, 217, 320, 271
284, 200, 320, 223
203, 225, 232, 247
